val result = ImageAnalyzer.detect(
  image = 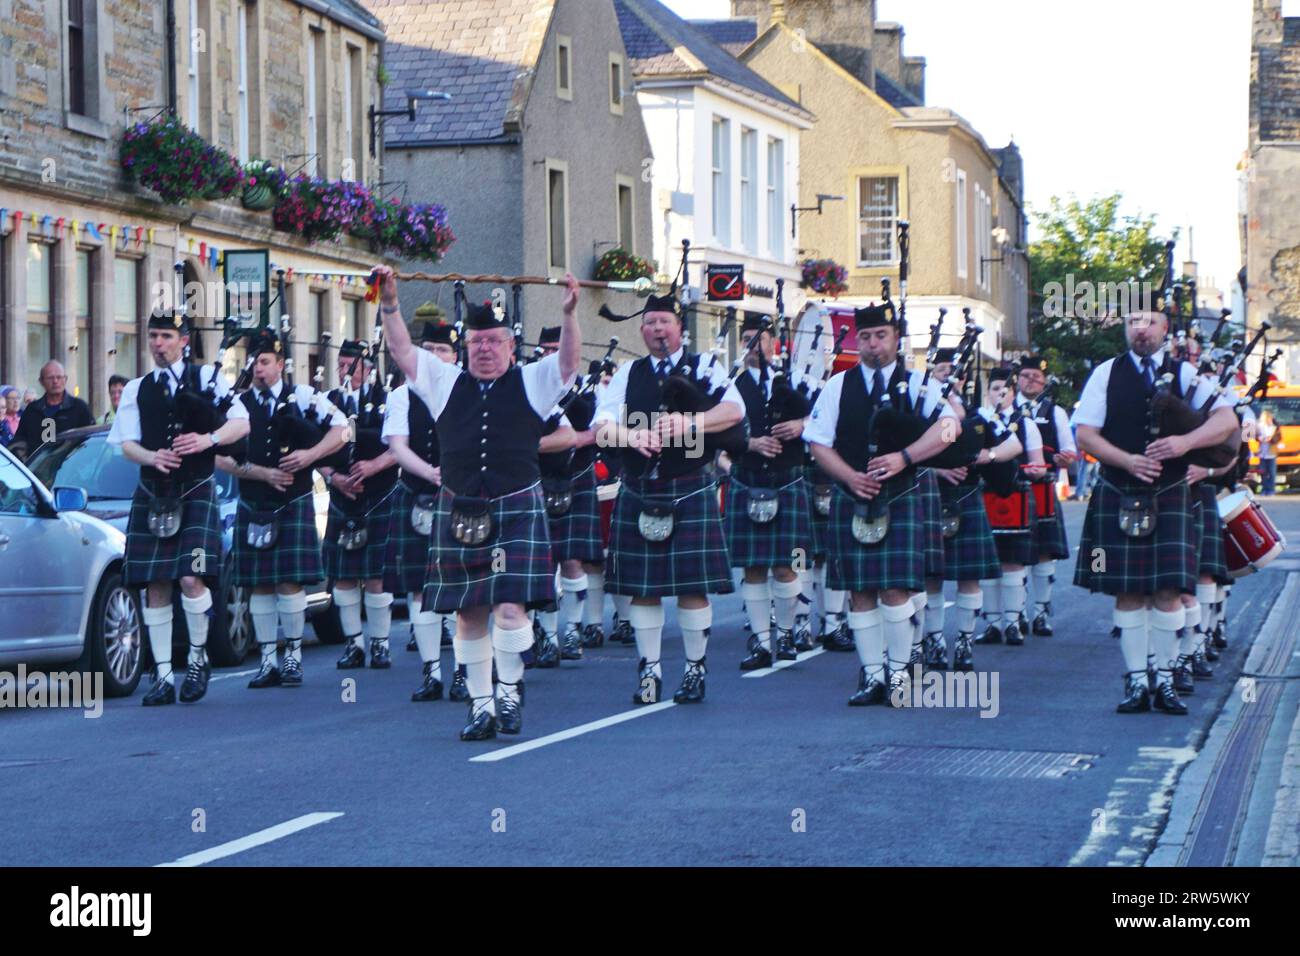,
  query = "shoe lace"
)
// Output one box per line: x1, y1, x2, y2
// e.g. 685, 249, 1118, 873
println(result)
682, 659, 706, 688
497, 682, 521, 717
185, 658, 204, 681
470, 695, 494, 718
